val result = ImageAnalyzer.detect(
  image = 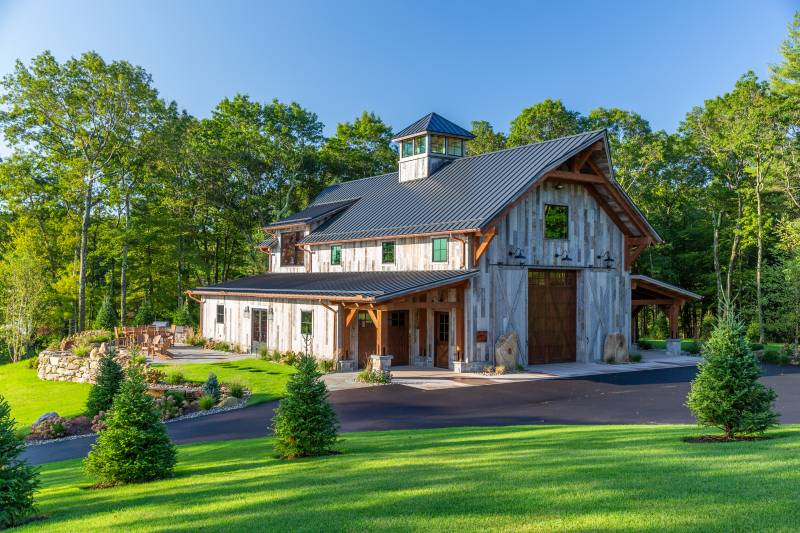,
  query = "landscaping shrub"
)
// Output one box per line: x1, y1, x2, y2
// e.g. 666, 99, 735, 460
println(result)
629, 353, 642, 363
144, 368, 166, 384
258, 345, 270, 360
280, 351, 300, 367
155, 392, 185, 420
172, 299, 193, 327
186, 334, 207, 347
203, 373, 221, 401
0, 394, 39, 529
85, 351, 124, 416
198, 394, 216, 411
84, 366, 176, 485
226, 380, 246, 399
134, 298, 156, 326
750, 343, 765, 352
636, 339, 653, 350
685, 341, 702, 355
73, 337, 91, 357
93, 293, 118, 331
272, 353, 339, 458
25, 356, 38, 369
317, 359, 334, 373
761, 348, 789, 365
357, 368, 392, 384
204, 339, 232, 352
29, 416, 67, 440
686, 314, 779, 439
494, 365, 507, 375
165, 371, 185, 385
